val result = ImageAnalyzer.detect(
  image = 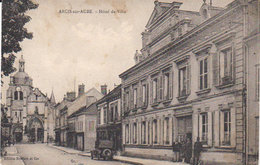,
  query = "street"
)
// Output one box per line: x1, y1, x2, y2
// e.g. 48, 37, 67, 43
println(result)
10, 144, 130, 165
